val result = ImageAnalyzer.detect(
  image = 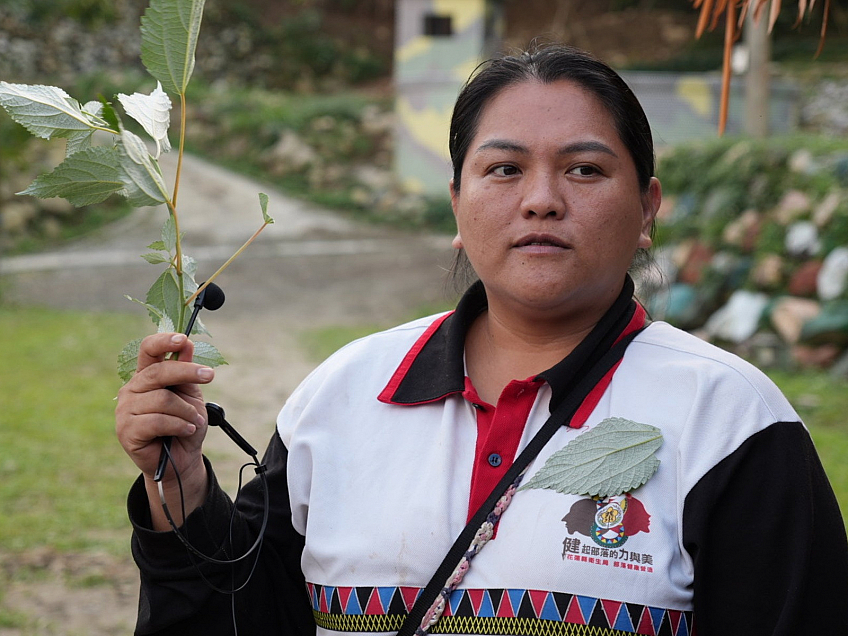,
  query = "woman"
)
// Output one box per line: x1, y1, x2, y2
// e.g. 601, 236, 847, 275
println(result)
116, 44, 848, 636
